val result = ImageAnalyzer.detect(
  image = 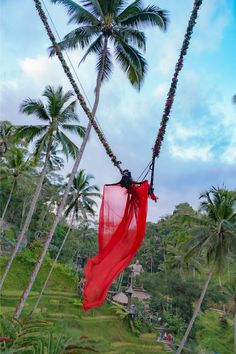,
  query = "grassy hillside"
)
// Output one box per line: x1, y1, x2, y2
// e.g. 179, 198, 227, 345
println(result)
0, 246, 234, 353
0, 249, 164, 353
